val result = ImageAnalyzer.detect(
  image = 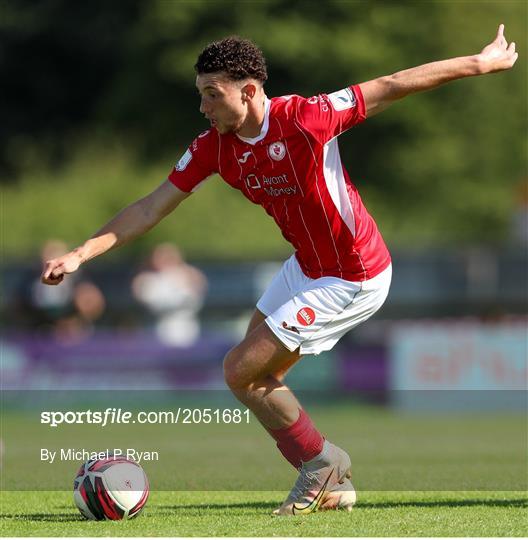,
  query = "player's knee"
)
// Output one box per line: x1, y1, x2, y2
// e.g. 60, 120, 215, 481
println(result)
222, 347, 248, 391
